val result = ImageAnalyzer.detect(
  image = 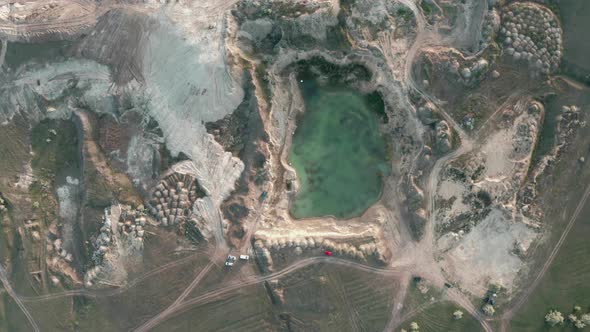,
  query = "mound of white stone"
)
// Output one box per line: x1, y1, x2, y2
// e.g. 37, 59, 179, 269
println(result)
500, 3, 562, 74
